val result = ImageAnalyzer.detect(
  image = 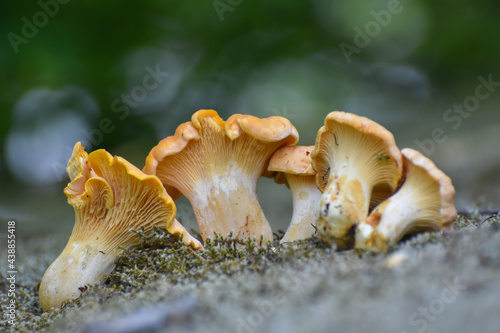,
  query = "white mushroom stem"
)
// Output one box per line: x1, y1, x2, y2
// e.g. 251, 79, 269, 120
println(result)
40, 215, 202, 311
39, 239, 119, 309
318, 165, 374, 244
185, 165, 272, 242
281, 175, 322, 243
355, 185, 442, 252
